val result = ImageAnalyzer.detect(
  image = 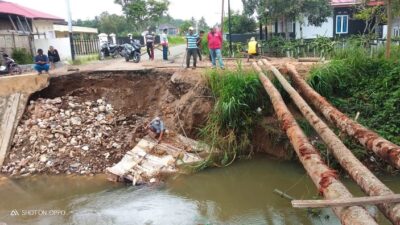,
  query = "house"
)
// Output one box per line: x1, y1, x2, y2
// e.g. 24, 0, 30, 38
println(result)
53, 24, 98, 39
158, 24, 179, 35
272, 0, 386, 39
0, 0, 65, 38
